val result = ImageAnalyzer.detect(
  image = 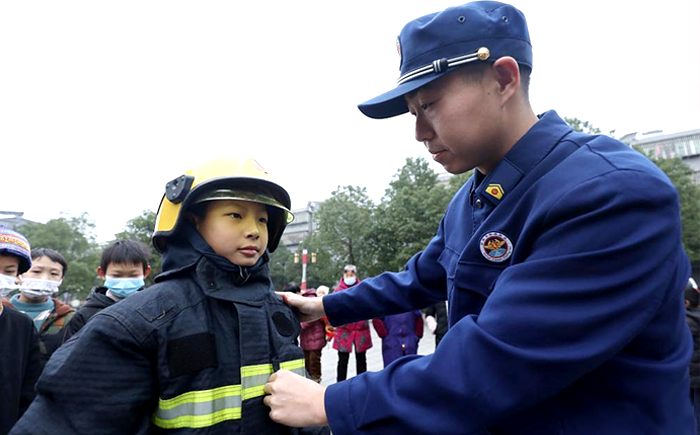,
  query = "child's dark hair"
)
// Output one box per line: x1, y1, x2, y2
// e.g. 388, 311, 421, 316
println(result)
31, 248, 68, 277
101, 240, 150, 273
685, 280, 700, 308
283, 282, 301, 293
